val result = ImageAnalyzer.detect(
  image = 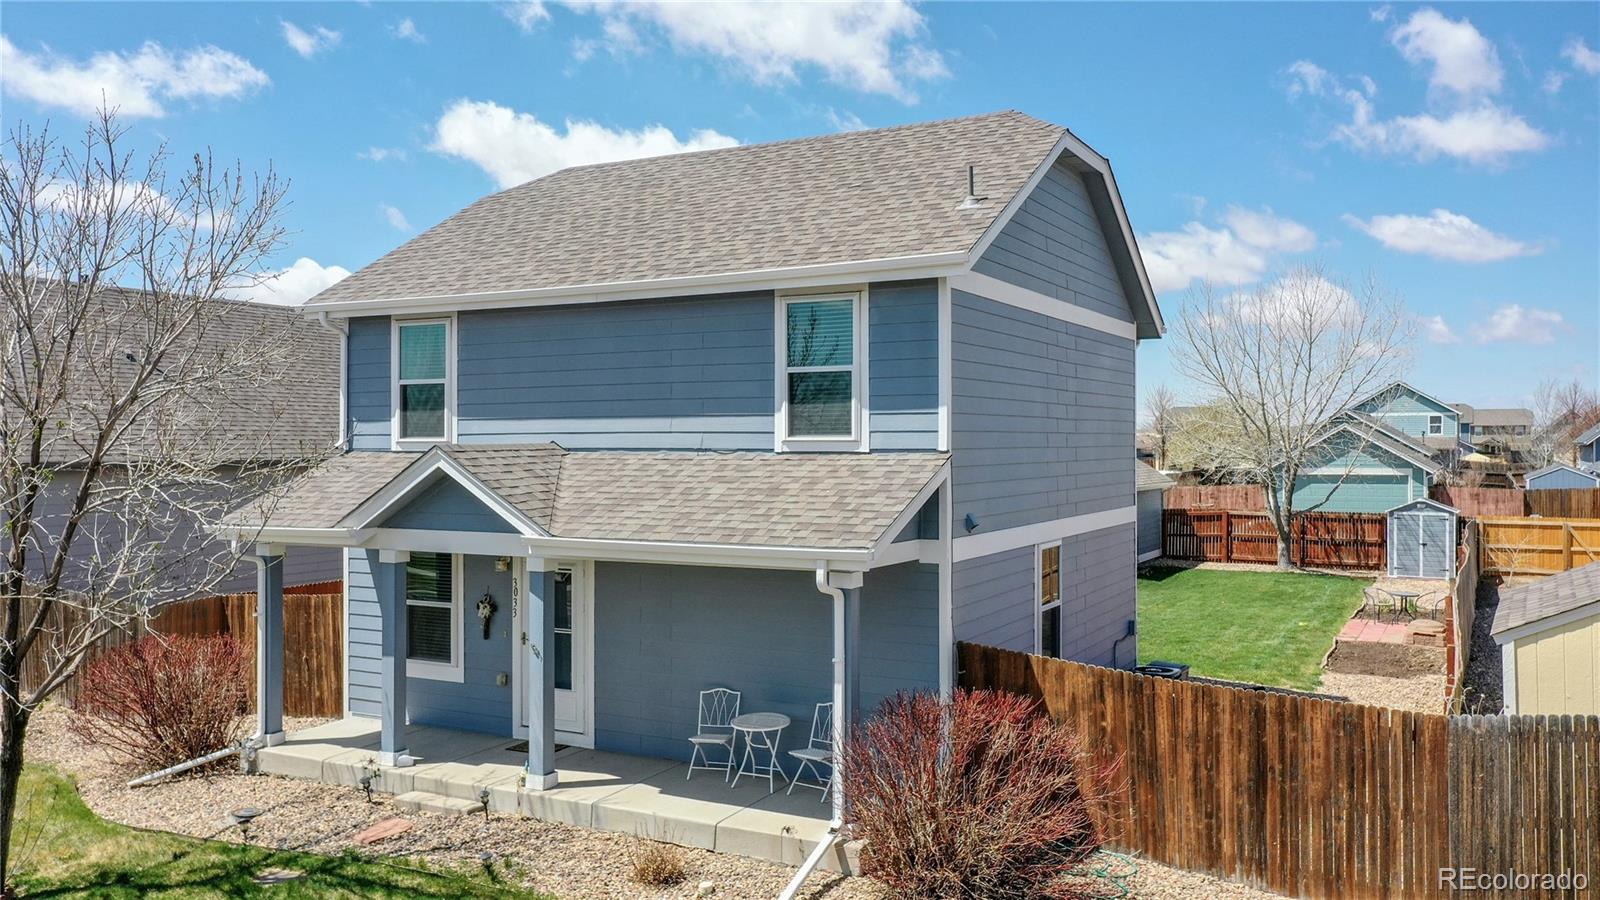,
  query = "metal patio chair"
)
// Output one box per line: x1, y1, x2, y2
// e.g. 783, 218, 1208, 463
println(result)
785, 701, 835, 801
686, 687, 741, 781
